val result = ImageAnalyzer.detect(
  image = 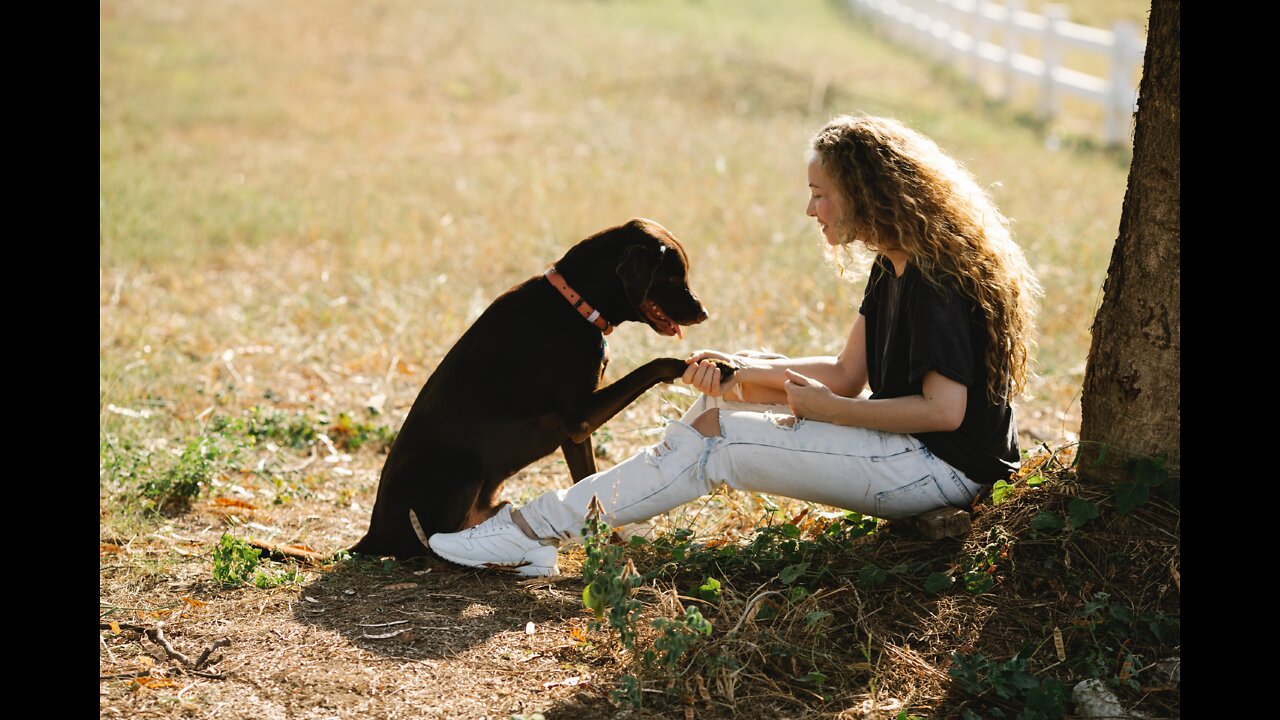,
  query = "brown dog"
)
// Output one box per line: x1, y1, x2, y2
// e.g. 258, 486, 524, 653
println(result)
350, 218, 714, 559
